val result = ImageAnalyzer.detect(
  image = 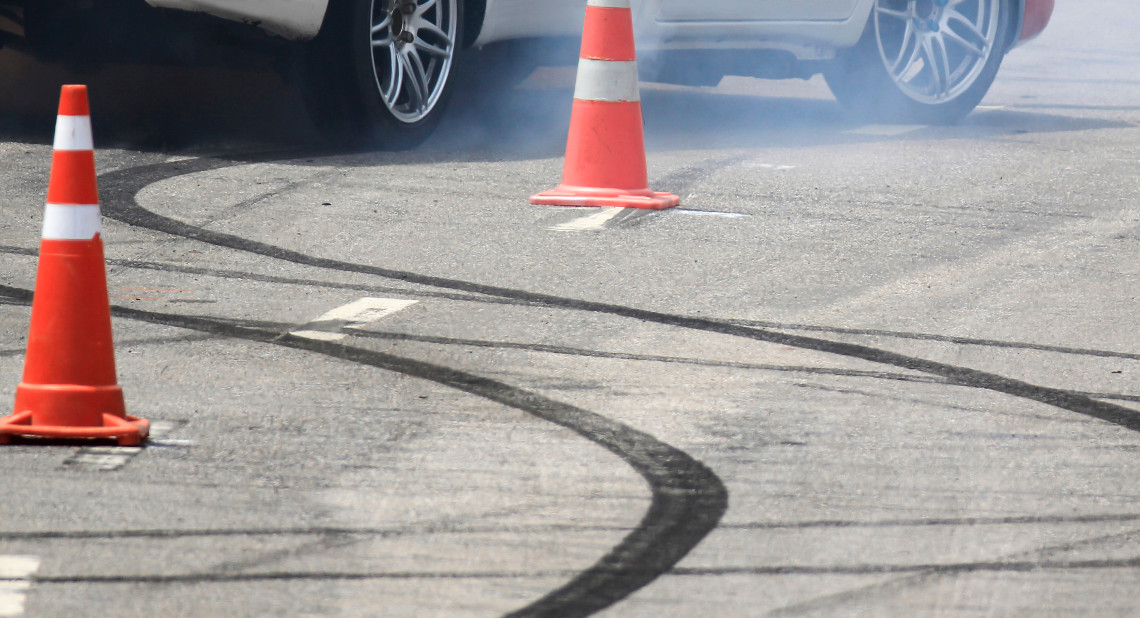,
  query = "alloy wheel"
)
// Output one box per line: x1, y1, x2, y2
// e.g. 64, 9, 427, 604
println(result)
873, 0, 1001, 104
369, 0, 458, 124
